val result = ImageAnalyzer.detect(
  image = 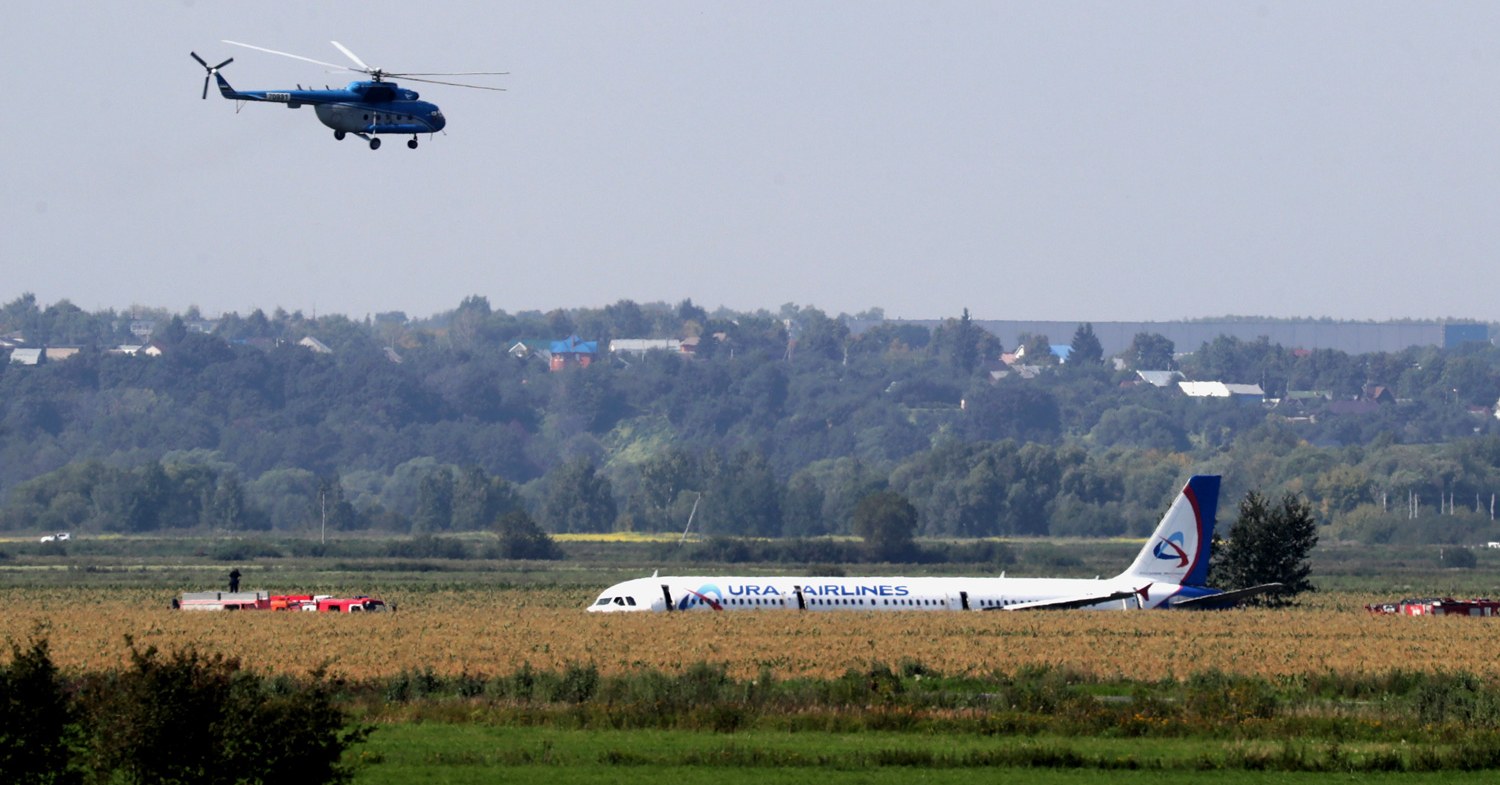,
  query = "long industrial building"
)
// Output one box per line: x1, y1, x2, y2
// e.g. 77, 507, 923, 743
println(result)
845, 319, 1490, 356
